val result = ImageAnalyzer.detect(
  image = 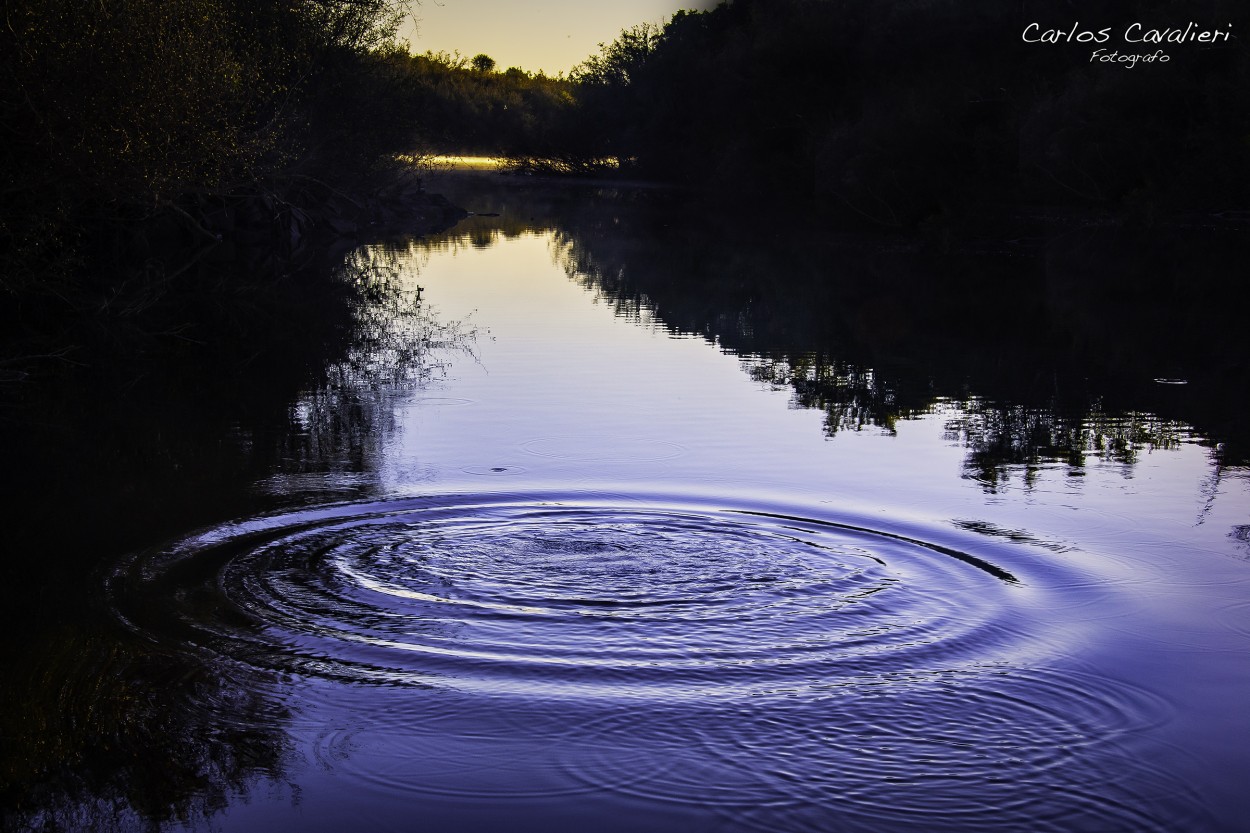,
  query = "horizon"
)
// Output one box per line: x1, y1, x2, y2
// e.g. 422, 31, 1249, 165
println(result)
401, 0, 715, 75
